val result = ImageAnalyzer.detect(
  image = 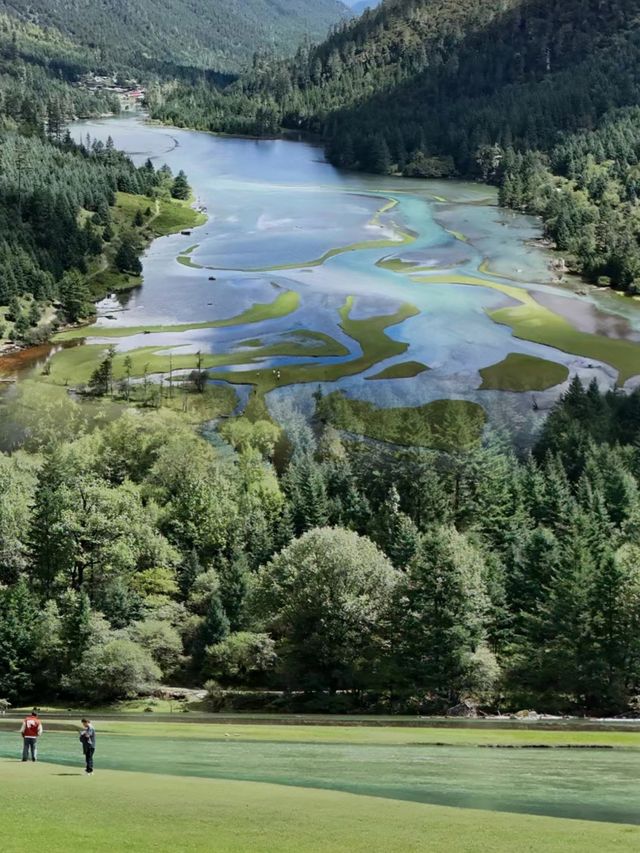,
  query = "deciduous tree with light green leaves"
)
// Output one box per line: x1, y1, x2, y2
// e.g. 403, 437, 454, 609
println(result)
251, 527, 399, 692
